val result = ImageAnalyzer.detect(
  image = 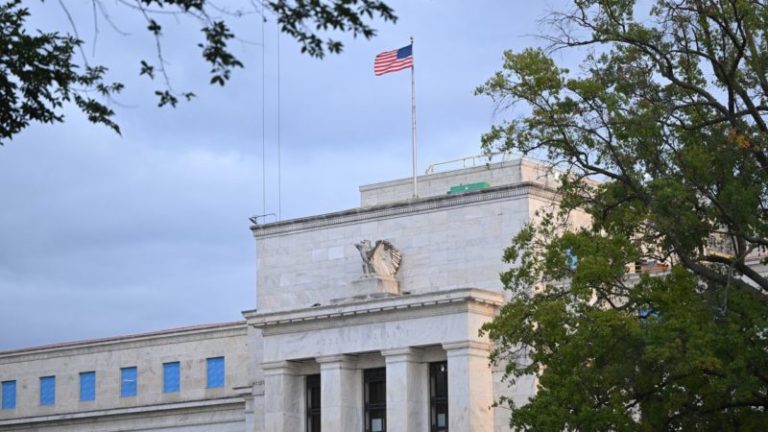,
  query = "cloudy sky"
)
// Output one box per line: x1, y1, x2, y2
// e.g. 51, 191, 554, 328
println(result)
0, 0, 572, 350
